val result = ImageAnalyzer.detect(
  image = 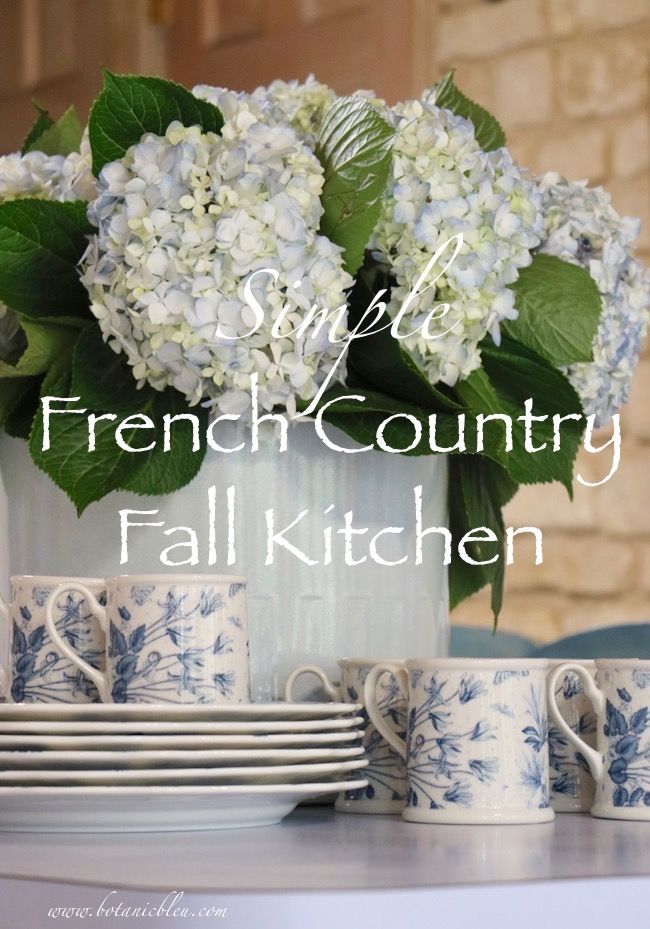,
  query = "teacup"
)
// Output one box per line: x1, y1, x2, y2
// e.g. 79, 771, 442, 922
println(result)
365, 658, 554, 824
547, 660, 597, 812
548, 659, 650, 820
45, 574, 249, 704
285, 659, 407, 813
0, 576, 106, 703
